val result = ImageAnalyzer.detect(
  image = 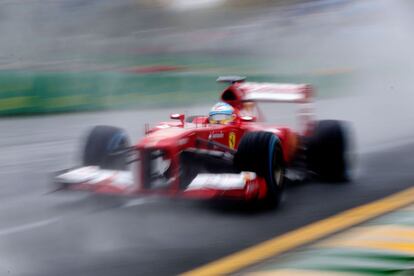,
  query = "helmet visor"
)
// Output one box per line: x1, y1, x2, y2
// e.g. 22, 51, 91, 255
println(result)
209, 114, 233, 124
